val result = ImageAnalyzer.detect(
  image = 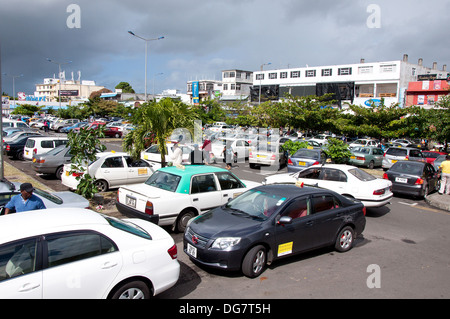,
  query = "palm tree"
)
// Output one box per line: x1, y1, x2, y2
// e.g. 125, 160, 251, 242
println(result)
123, 98, 199, 166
